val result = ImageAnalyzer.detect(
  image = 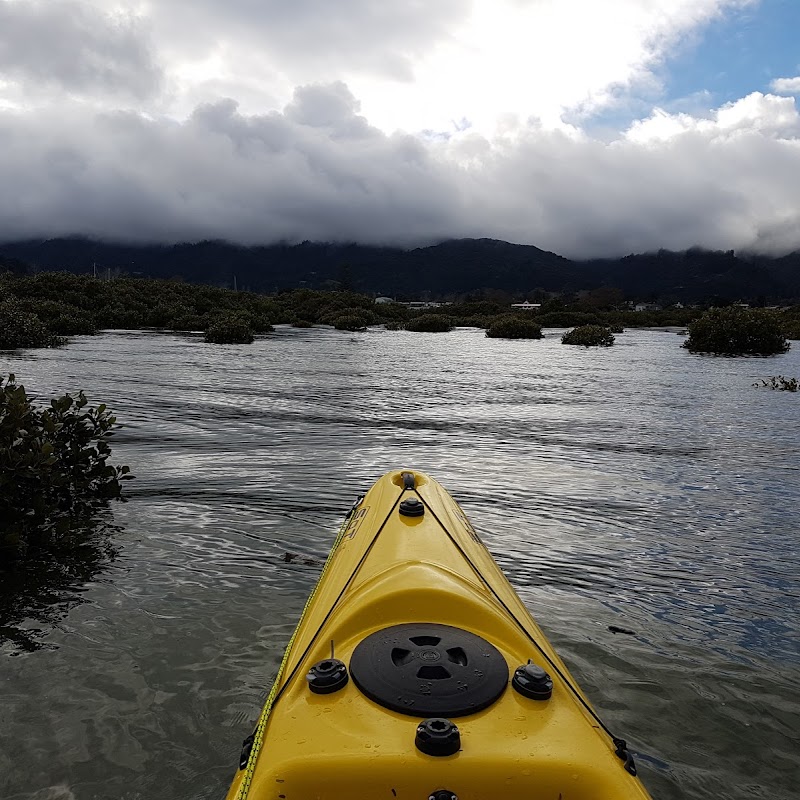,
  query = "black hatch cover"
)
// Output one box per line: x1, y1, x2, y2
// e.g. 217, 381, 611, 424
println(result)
349, 623, 509, 717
